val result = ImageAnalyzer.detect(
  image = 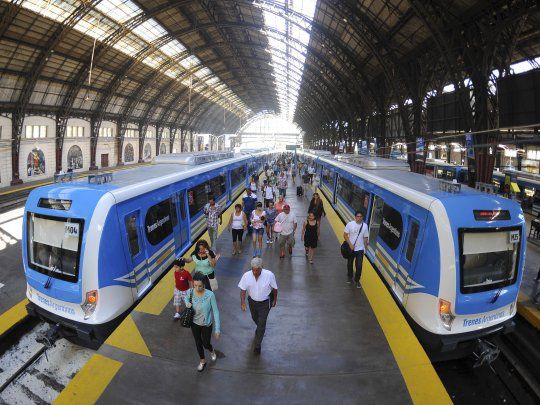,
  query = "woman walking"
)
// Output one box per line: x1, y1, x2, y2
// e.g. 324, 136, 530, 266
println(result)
251, 202, 266, 257
228, 204, 247, 255
183, 240, 220, 291
308, 192, 326, 225
249, 176, 259, 195
302, 212, 320, 264
275, 195, 287, 214
265, 200, 278, 244
185, 273, 221, 372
